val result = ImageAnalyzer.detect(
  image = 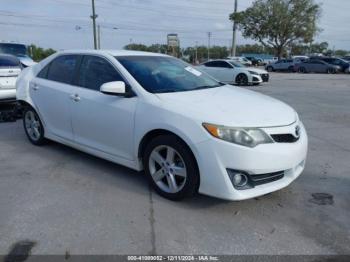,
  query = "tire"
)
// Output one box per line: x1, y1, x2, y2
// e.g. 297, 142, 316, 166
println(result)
143, 135, 199, 201
235, 73, 249, 86
299, 67, 306, 73
23, 106, 46, 145
288, 66, 294, 72
266, 66, 274, 72
327, 68, 335, 74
